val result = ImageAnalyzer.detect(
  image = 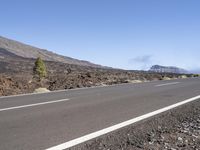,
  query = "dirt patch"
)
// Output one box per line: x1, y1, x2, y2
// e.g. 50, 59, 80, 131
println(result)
34, 88, 50, 93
